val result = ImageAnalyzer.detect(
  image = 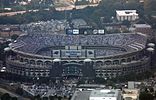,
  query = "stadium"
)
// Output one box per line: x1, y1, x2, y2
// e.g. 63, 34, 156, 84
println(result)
6, 32, 150, 79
